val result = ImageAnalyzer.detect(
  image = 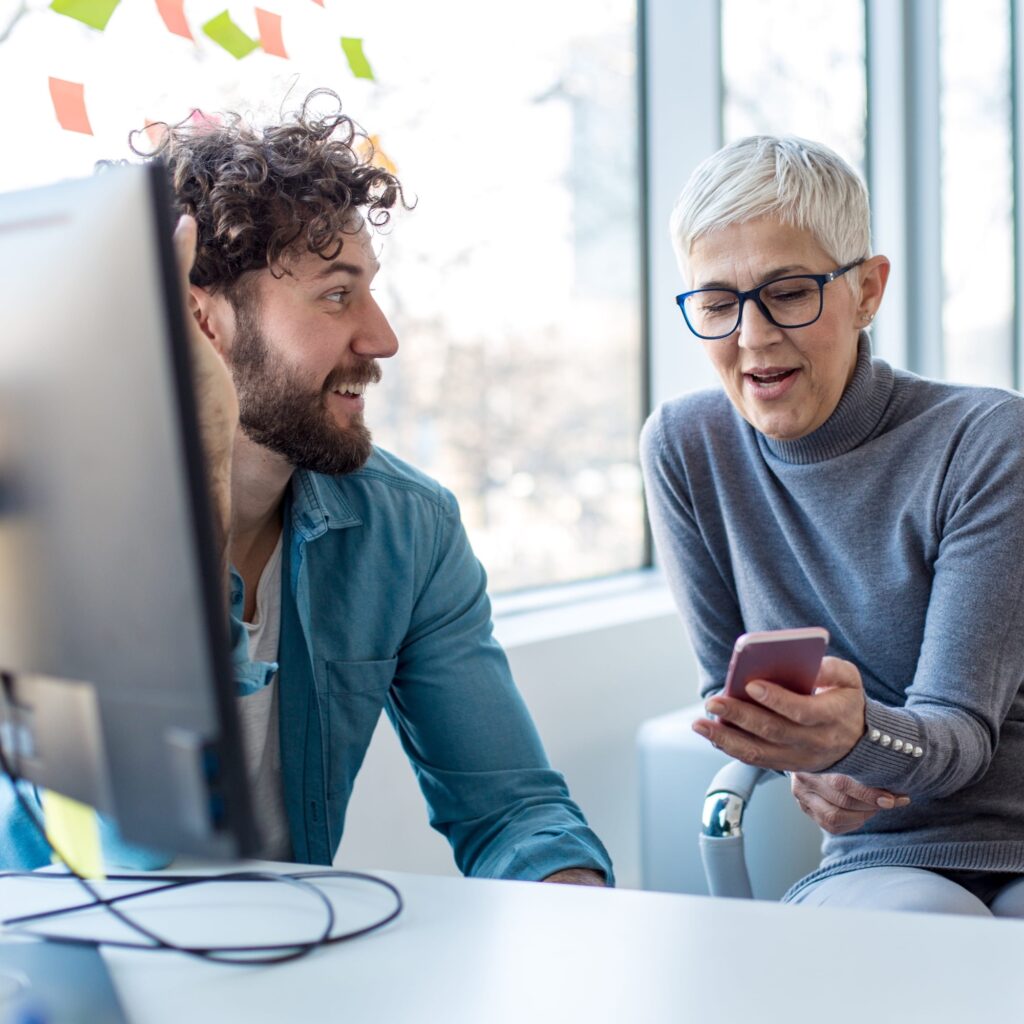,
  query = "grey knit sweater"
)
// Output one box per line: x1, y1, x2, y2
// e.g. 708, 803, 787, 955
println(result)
640, 337, 1024, 898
